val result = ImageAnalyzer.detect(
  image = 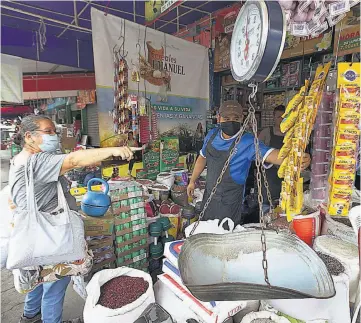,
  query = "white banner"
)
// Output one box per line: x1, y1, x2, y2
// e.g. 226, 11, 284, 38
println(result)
91, 8, 209, 149
1, 54, 23, 104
